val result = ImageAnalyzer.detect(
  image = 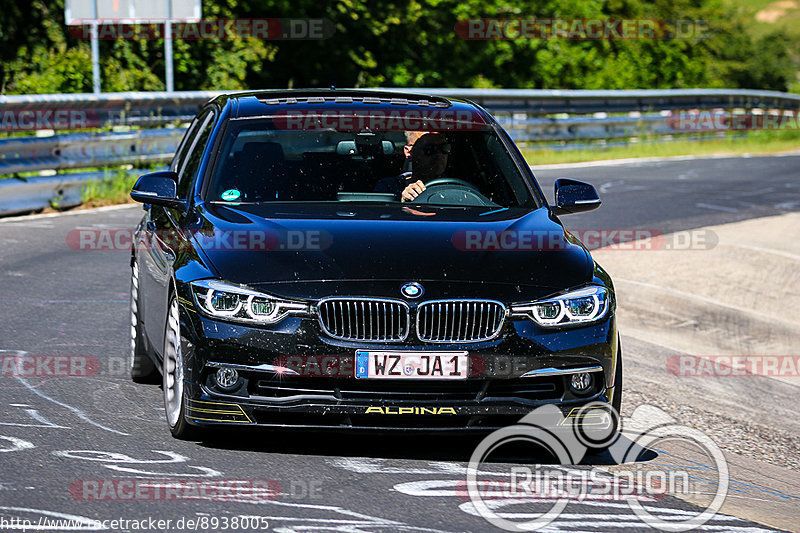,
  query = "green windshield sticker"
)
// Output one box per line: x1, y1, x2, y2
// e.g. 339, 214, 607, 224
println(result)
221, 189, 241, 201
